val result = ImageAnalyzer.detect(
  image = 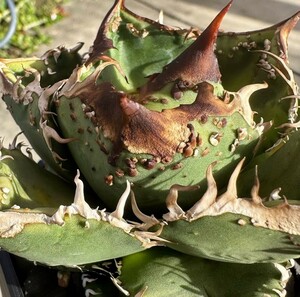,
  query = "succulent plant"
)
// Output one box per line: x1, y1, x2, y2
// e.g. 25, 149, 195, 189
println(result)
1, 0, 300, 295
